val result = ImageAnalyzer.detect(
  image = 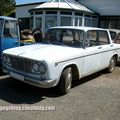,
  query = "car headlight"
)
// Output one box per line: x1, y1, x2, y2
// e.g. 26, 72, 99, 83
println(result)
32, 63, 39, 72
32, 62, 46, 74
2, 54, 11, 66
6, 57, 11, 64
2, 54, 7, 63
38, 63, 46, 74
